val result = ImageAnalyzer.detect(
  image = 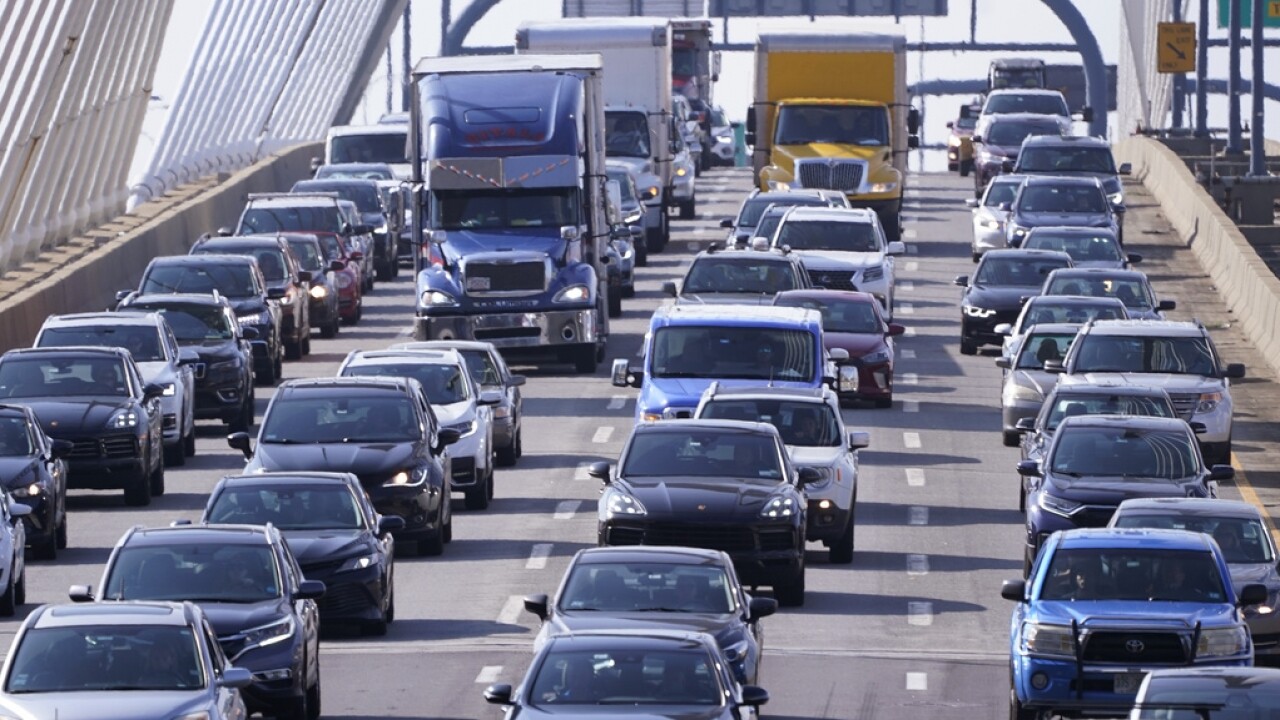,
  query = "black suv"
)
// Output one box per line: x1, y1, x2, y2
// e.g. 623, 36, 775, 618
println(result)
0, 347, 165, 506
1011, 135, 1131, 241
292, 179, 398, 282
663, 245, 811, 305
229, 377, 461, 557
117, 292, 257, 432
72, 524, 324, 719
121, 255, 285, 385
191, 235, 312, 360
592, 419, 815, 607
